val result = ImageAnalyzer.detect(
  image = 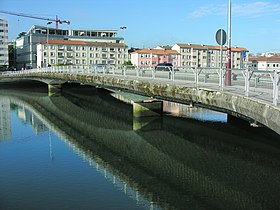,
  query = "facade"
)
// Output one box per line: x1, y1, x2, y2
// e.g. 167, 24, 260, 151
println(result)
0, 19, 9, 70
172, 44, 249, 69
249, 56, 280, 70
15, 25, 126, 69
130, 48, 180, 67
37, 40, 128, 67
